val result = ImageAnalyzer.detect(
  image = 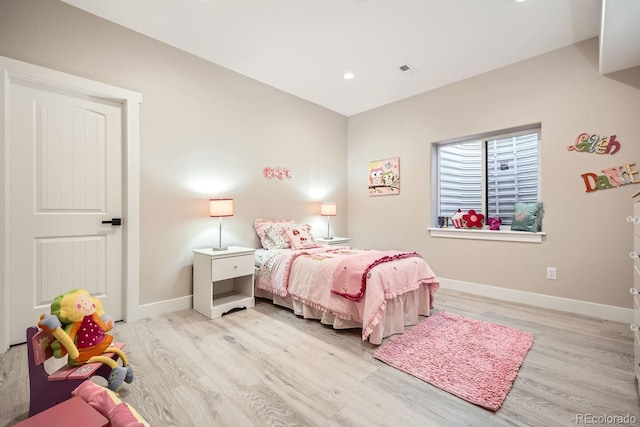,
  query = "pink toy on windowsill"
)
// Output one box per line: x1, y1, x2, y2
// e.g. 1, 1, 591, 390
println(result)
451, 209, 465, 228
462, 209, 484, 229
488, 217, 502, 230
